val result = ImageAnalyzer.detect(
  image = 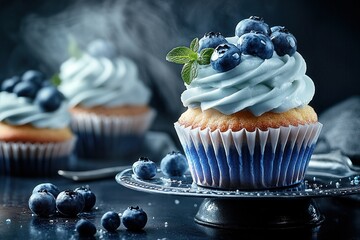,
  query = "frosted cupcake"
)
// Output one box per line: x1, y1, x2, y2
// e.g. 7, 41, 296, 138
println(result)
59, 40, 155, 159
167, 16, 322, 190
0, 70, 75, 177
